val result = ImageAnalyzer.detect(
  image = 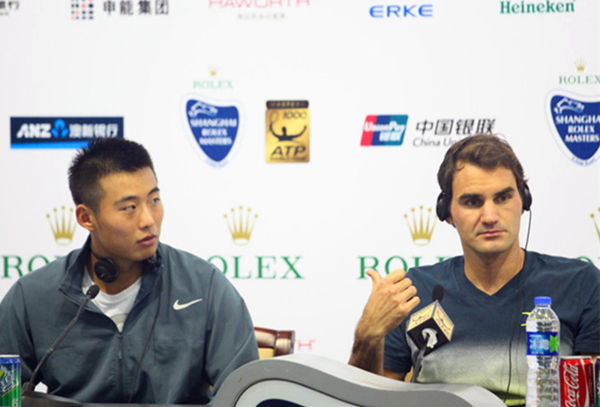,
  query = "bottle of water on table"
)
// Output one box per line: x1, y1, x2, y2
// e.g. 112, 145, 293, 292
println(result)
526, 296, 560, 407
